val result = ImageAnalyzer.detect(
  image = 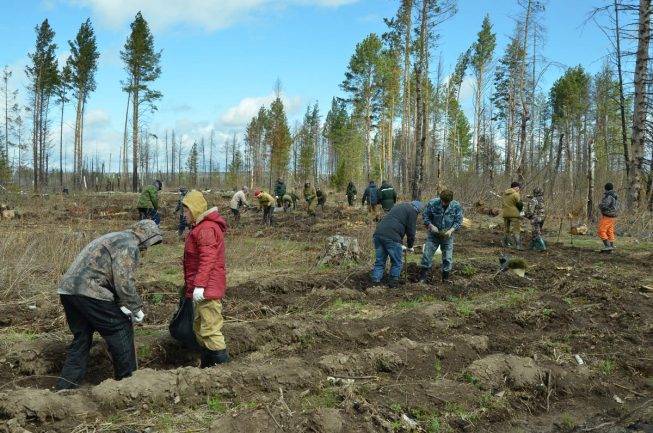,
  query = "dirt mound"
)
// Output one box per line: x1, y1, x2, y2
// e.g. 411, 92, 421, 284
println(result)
467, 353, 544, 390
0, 388, 98, 424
